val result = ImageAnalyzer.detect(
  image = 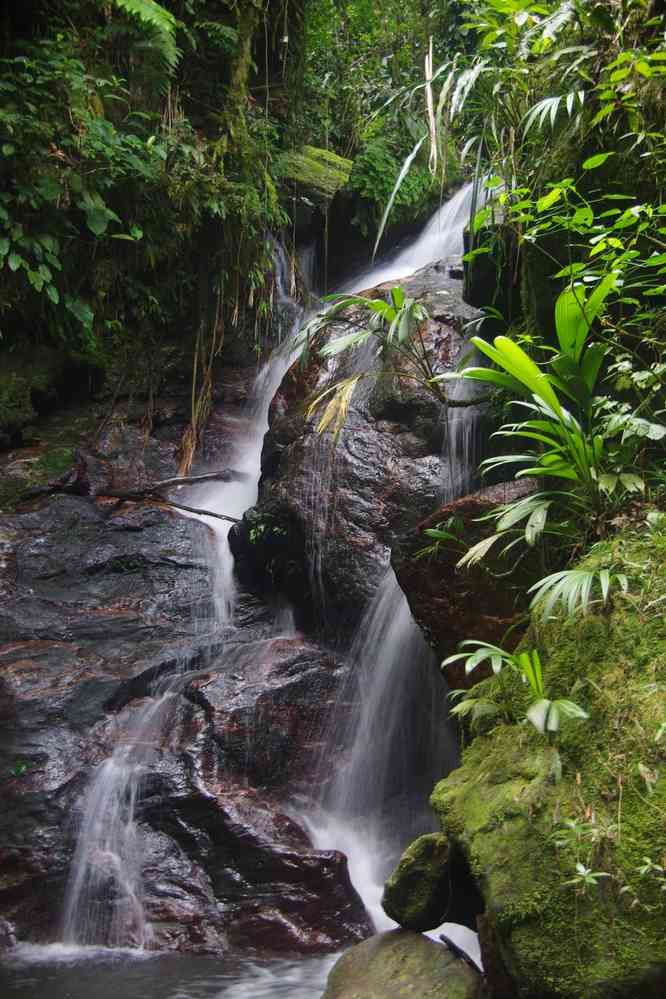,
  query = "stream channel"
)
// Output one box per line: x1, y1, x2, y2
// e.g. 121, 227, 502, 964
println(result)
1, 185, 481, 997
